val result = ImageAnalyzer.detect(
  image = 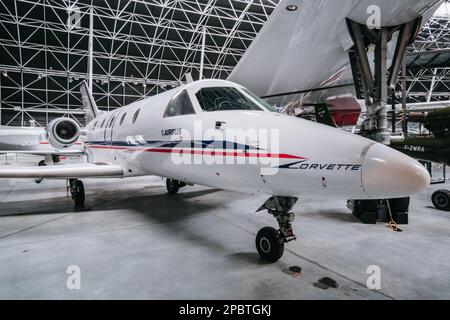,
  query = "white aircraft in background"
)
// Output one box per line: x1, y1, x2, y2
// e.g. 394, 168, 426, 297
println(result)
0, 121, 84, 161
0, 120, 85, 182
0, 80, 430, 262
